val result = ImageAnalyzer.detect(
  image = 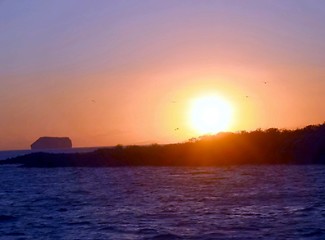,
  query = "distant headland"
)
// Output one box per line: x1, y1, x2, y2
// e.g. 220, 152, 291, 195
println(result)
2, 123, 325, 167
31, 137, 72, 150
